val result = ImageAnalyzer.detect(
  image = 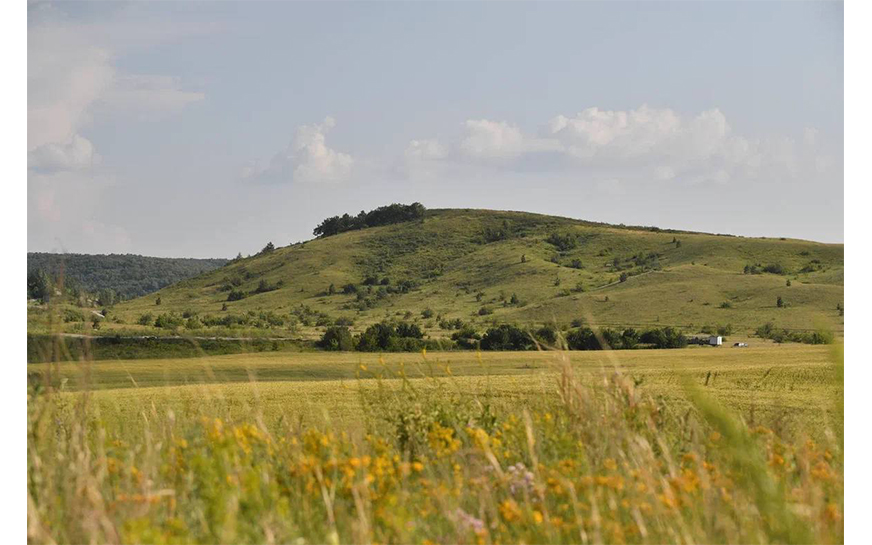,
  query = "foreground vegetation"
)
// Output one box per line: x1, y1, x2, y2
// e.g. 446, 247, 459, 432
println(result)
28, 343, 843, 544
